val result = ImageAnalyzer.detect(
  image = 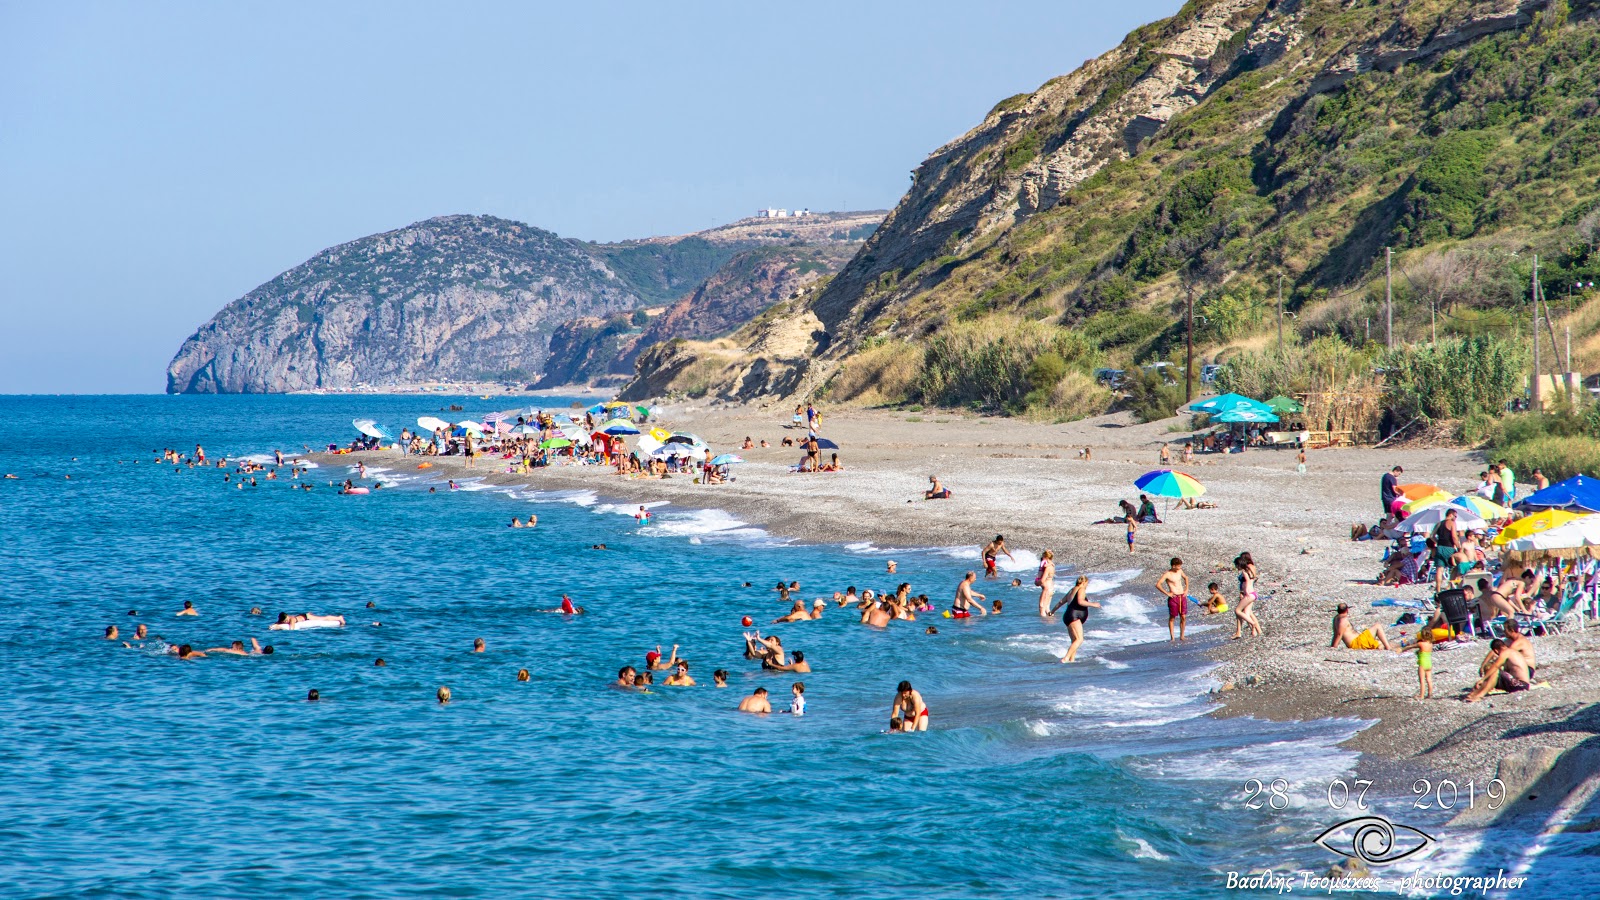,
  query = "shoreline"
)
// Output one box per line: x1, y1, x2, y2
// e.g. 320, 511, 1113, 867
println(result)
314, 401, 1600, 815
